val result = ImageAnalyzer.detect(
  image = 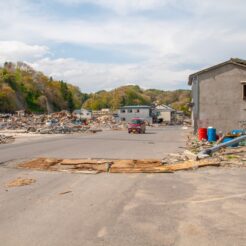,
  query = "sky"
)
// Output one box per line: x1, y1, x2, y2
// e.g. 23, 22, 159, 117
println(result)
0, 0, 246, 92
